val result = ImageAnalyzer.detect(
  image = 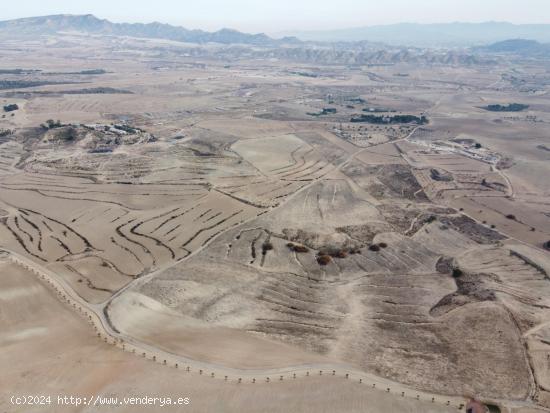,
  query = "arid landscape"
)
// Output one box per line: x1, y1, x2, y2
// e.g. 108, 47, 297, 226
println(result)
1, 12, 550, 413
